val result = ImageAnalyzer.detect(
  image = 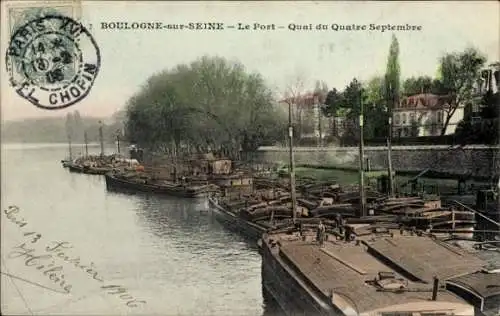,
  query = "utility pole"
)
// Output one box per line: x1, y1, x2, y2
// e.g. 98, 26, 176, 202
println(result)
358, 90, 366, 217
288, 101, 297, 224
99, 121, 104, 157
387, 117, 394, 197
84, 131, 89, 157
387, 80, 396, 197
317, 101, 323, 147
